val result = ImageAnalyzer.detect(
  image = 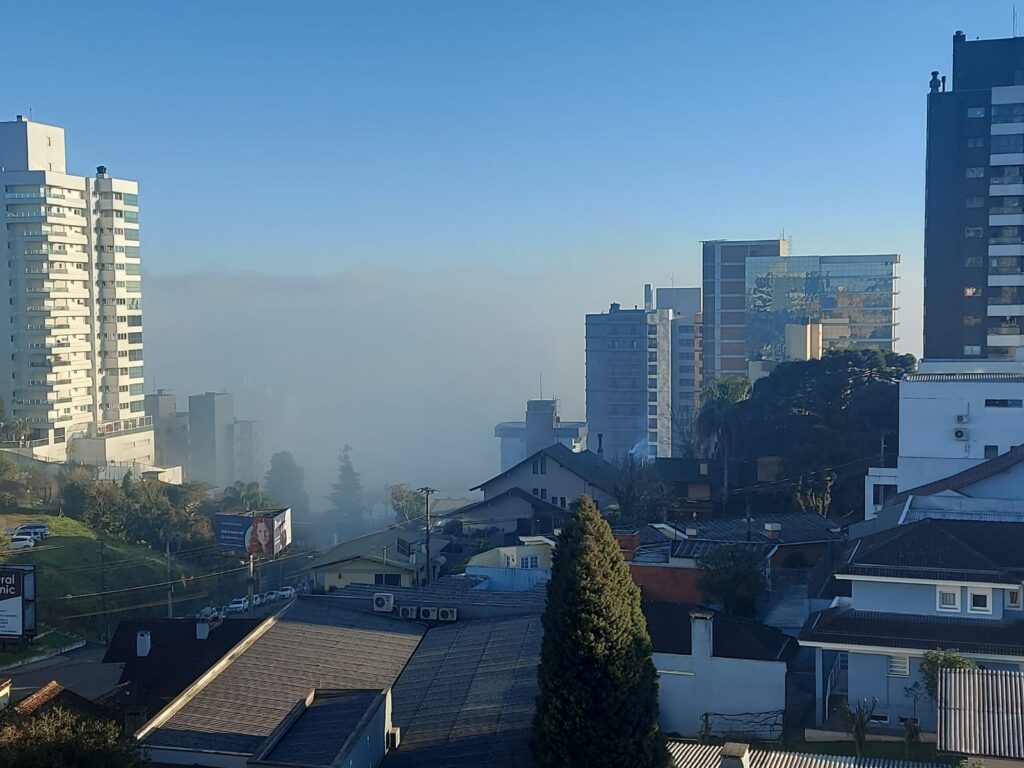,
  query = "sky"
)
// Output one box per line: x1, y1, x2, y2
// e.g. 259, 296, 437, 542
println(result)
0, 1, 1014, 502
